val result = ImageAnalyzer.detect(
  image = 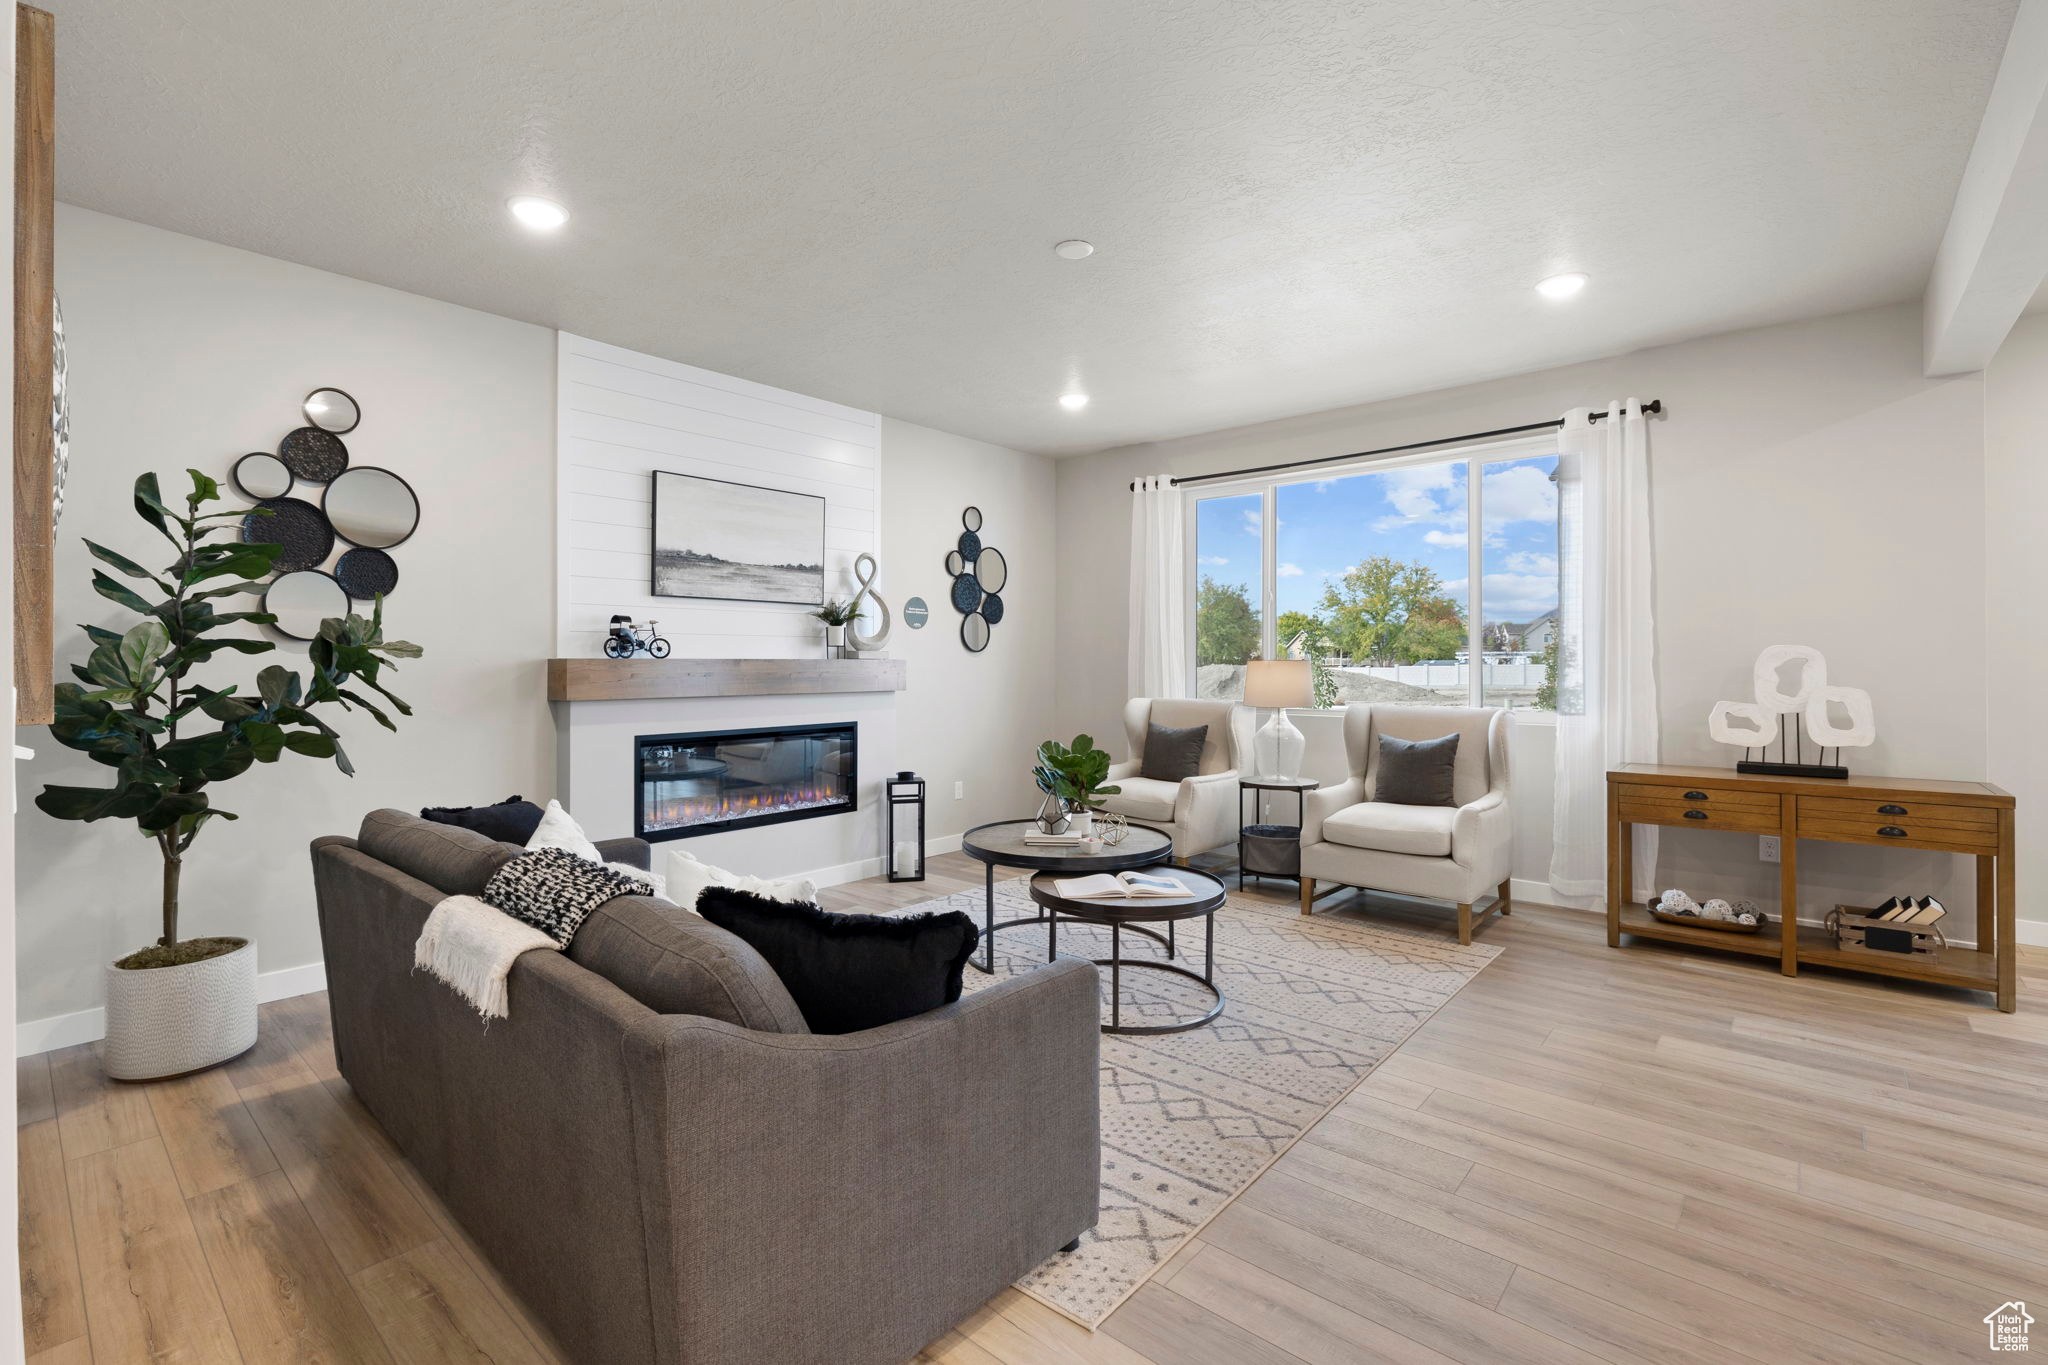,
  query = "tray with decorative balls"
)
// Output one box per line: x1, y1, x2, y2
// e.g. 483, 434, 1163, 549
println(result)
1647, 889, 1766, 934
